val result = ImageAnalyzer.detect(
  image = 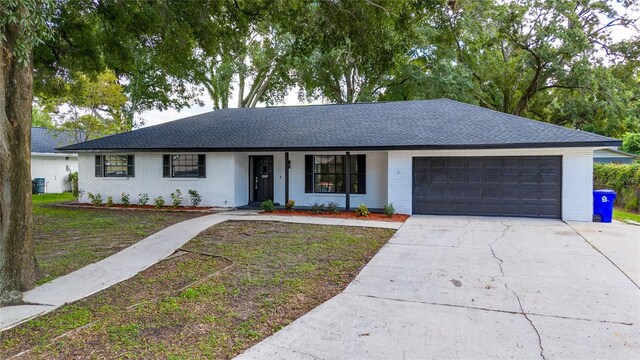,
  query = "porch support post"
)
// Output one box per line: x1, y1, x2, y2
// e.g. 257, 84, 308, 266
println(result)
345, 151, 351, 210
284, 152, 290, 205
